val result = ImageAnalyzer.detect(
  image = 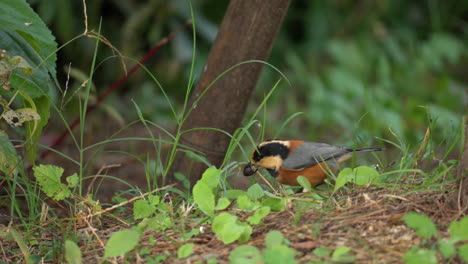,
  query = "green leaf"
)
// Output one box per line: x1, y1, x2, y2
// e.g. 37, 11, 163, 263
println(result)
225, 190, 247, 199
265, 230, 284, 248
212, 212, 237, 233
297, 176, 312, 191
403, 212, 438, 238
351, 166, 380, 185
402, 247, 437, 264
0, 0, 57, 164
133, 200, 156, 220
66, 173, 79, 188
334, 168, 351, 192
215, 197, 231, 210
313, 246, 332, 258
247, 206, 271, 225
262, 198, 286, 212
438, 240, 456, 259
0, 130, 22, 176
193, 181, 215, 217
264, 245, 296, 264
200, 167, 221, 189
212, 212, 251, 244
247, 183, 264, 201
331, 246, 354, 263
458, 244, 468, 262
64, 240, 82, 264
24, 95, 50, 164
103, 229, 140, 258
148, 195, 160, 206
237, 194, 254, 210
177, 243, 194, 259
229, 245, 263, 264
448, 216, 468, 242
33, 164, 71, 200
